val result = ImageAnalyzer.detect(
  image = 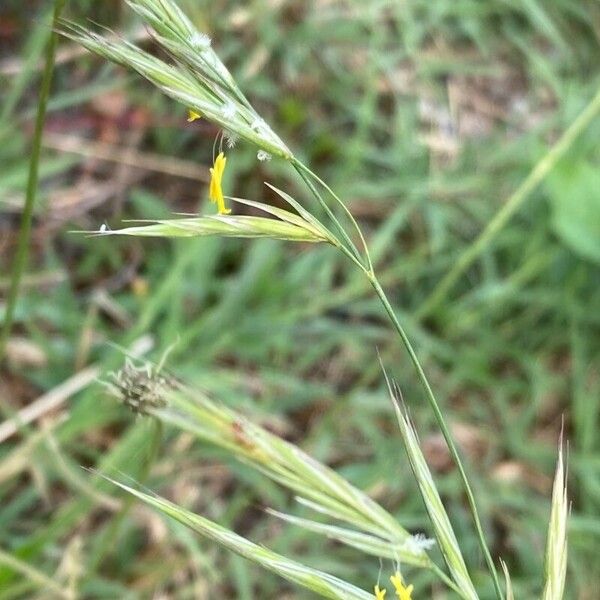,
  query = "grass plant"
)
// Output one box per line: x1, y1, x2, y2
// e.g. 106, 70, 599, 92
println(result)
1, 0, 598, 597
51, 0, 590, 597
